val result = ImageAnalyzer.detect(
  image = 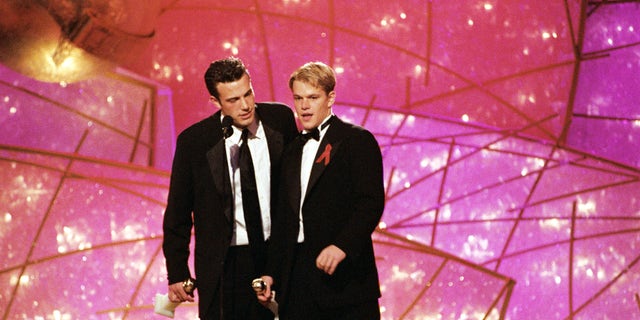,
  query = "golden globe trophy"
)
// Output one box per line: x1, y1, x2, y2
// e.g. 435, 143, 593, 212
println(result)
154, 278, 196, 318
